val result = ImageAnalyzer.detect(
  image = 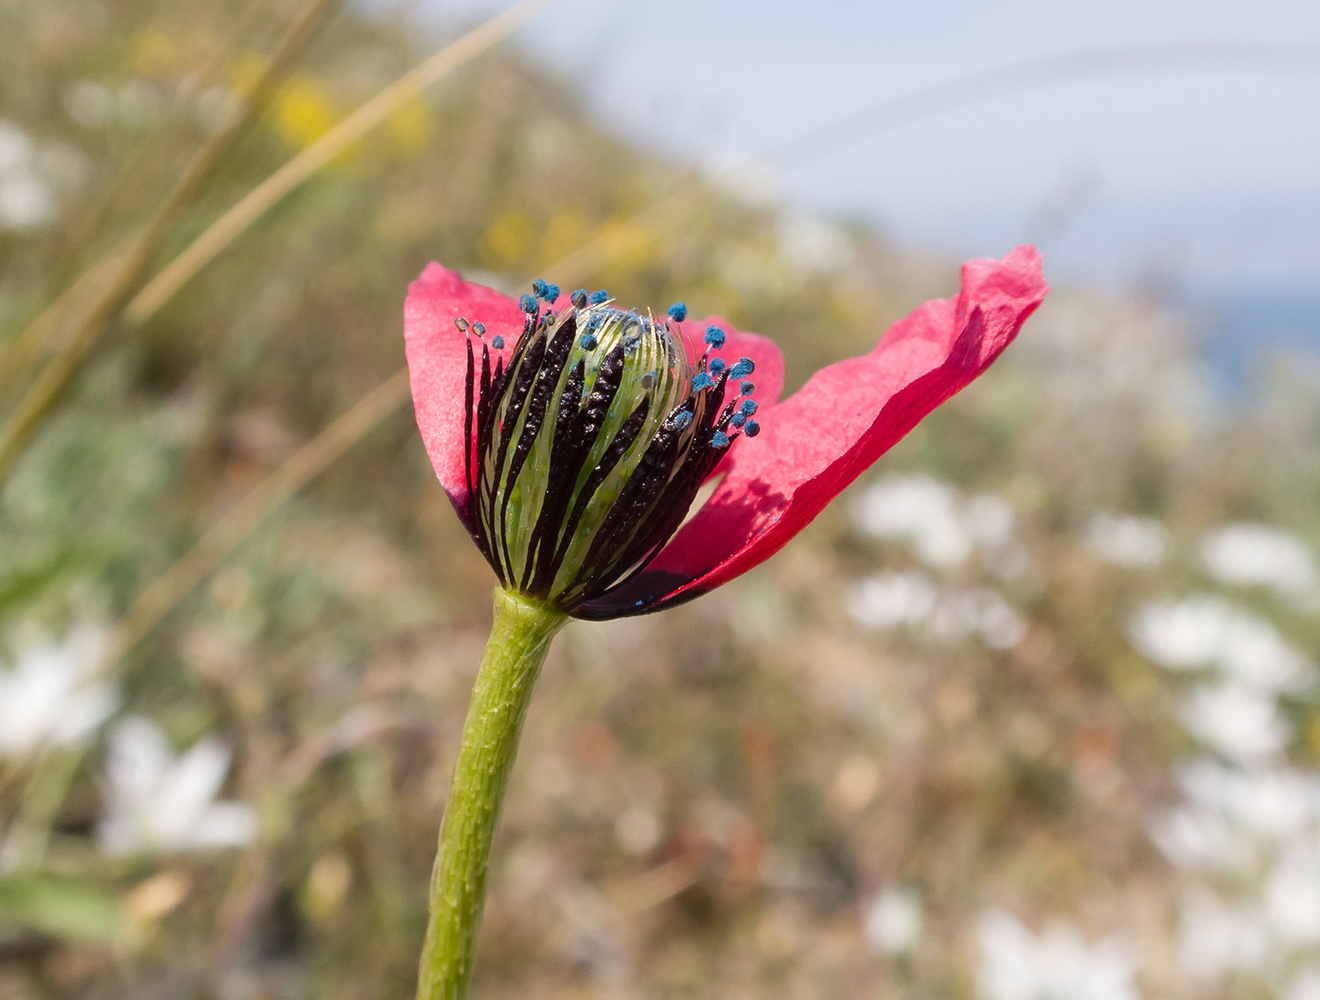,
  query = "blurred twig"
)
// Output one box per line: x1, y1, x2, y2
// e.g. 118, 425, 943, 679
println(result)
102, 240, 603, 667
0, 0, 343, 481
100, 0, 558, 668
34, 3, 271, 312
123, 0, 557, 328
768, 40, 1320, 165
